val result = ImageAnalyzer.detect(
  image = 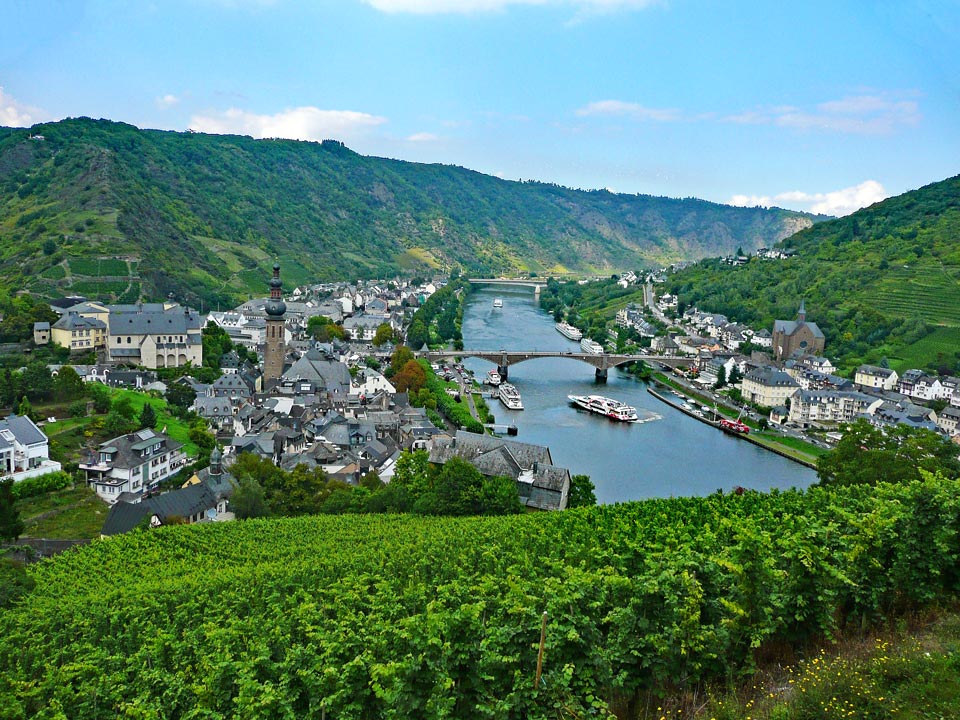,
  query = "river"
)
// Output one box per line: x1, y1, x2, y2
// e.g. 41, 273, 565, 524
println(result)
460, 285, 817, 504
